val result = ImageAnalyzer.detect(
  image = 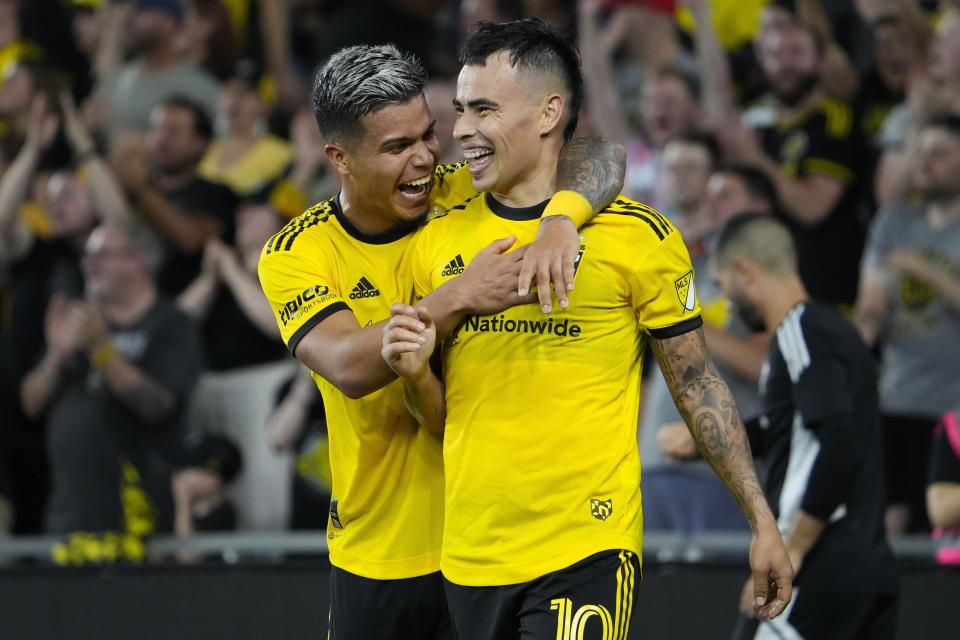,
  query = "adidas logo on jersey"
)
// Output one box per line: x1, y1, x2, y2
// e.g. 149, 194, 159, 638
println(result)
349, 276, 380, 299
441, 254, 466, 277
